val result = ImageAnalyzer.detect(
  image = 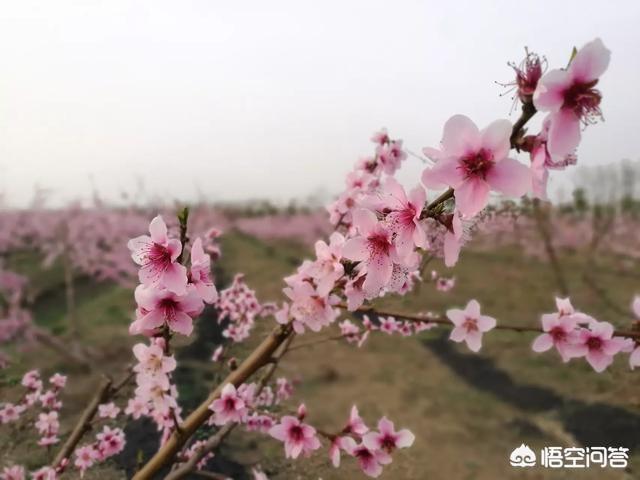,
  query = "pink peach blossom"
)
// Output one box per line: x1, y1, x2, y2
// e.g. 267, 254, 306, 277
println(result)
447, 299, 496, 352
268, 415, 321, 459
133, 285, 204, 336
533, 38, 610, 159
189, 237, 218, 303
209, 383, 247, 426
363, 417, 415, 453
573, 320, 627, 372
422, 115, 530, 217
343, 209, 399, 297
128, 215, 188, 294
